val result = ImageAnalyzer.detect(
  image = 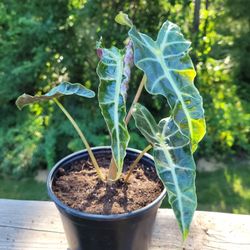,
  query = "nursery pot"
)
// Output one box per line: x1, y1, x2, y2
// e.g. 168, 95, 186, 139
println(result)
47, 147, 166, 250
